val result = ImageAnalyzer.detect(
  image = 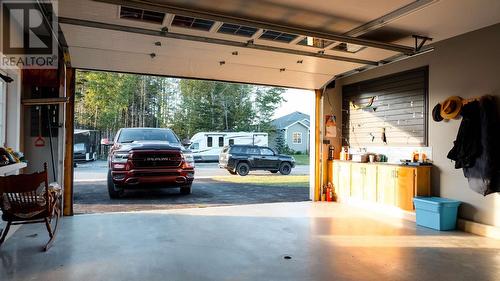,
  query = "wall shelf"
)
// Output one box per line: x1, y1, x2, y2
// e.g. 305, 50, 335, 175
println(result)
0, 162, 27, 175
